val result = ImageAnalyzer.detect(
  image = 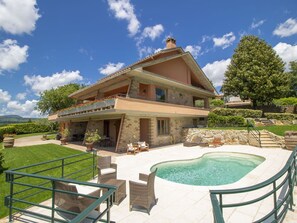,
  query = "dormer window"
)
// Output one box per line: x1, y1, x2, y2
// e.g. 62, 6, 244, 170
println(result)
156, 88, 166, 102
